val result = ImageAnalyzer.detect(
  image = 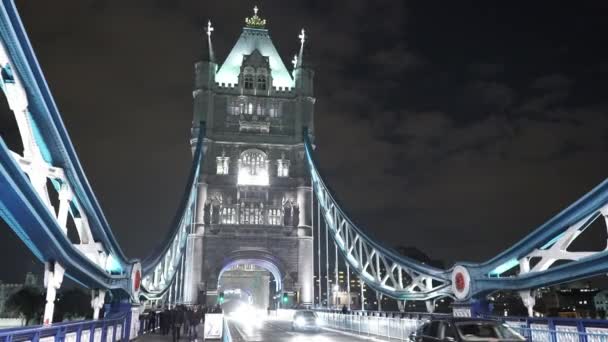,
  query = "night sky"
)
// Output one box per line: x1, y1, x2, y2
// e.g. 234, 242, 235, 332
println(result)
1, 1, 608, 283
